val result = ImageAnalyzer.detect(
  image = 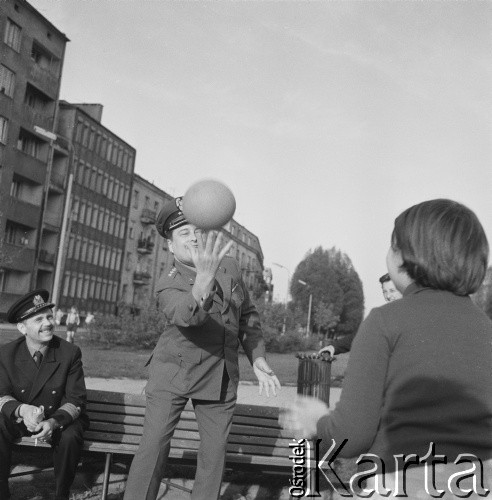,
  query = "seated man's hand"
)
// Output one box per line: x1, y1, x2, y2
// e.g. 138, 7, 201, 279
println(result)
253, 357, 281, 397
279, 396, 329, 439
31, 418, 58, 443
19, 404, 43, 432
